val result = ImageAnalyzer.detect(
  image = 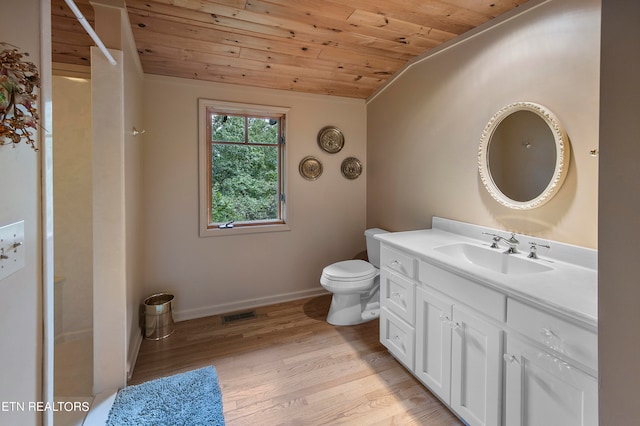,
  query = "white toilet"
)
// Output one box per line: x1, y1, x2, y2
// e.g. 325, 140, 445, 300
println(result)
320, 228, 389, 325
